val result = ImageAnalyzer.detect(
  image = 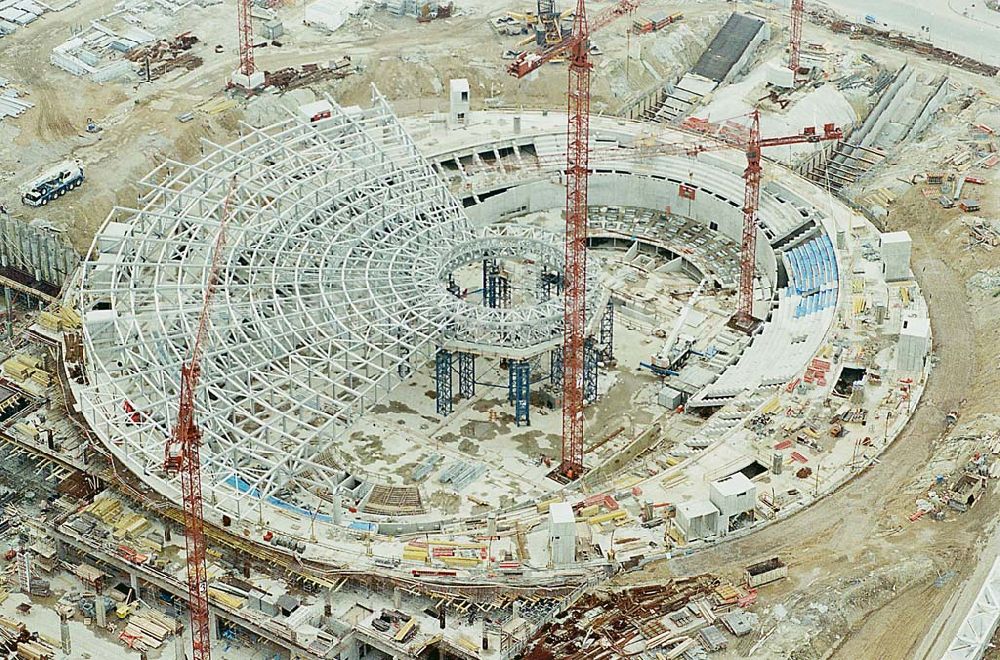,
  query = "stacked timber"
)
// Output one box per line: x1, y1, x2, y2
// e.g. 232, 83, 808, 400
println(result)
0, 616, 58, 659
121, 608, 179, 650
